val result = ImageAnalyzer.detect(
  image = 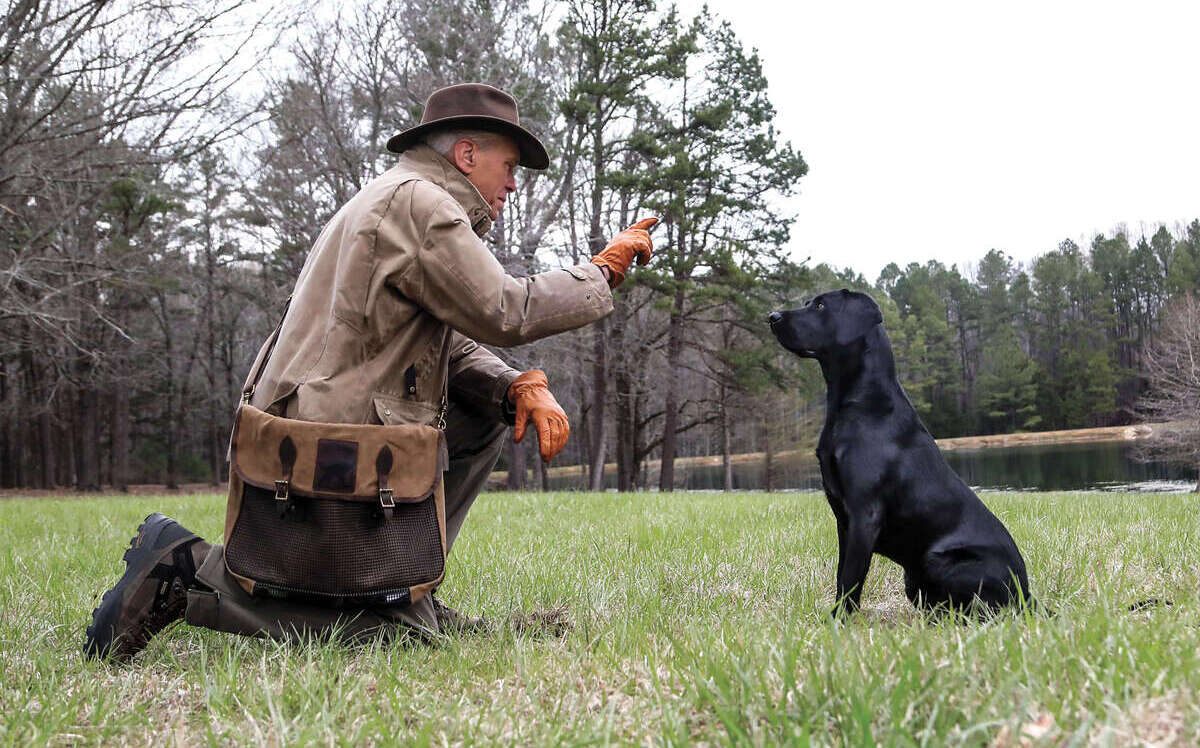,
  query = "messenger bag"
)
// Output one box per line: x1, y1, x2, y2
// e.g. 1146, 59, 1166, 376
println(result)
222, 301, 449, 608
